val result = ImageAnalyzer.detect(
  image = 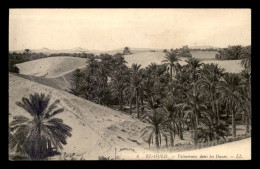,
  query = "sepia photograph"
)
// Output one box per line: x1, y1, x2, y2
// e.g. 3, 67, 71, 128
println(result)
8, 8, 251, 160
